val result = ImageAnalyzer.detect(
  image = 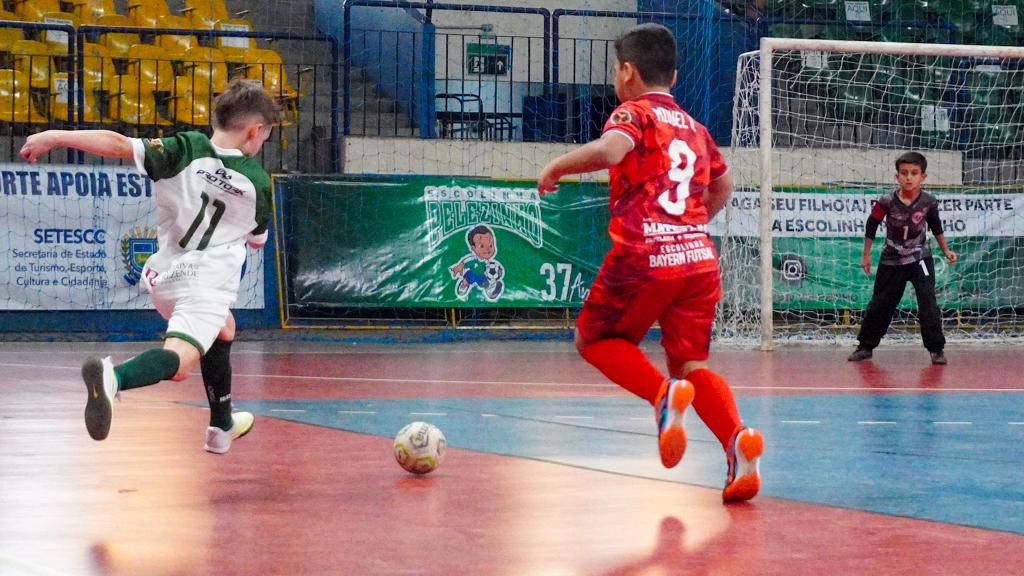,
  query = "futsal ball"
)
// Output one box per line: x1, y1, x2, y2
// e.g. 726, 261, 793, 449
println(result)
484, 260, 504, 281
393, 421, 446, 474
